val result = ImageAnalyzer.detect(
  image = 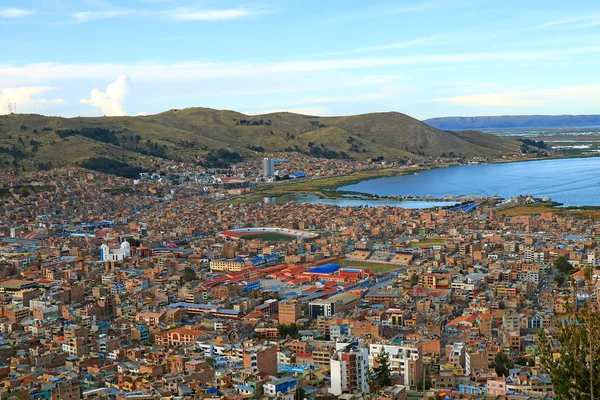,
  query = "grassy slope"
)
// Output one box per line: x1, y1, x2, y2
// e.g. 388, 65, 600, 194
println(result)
0, 108, 521, 170
499, 202, 600, 221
